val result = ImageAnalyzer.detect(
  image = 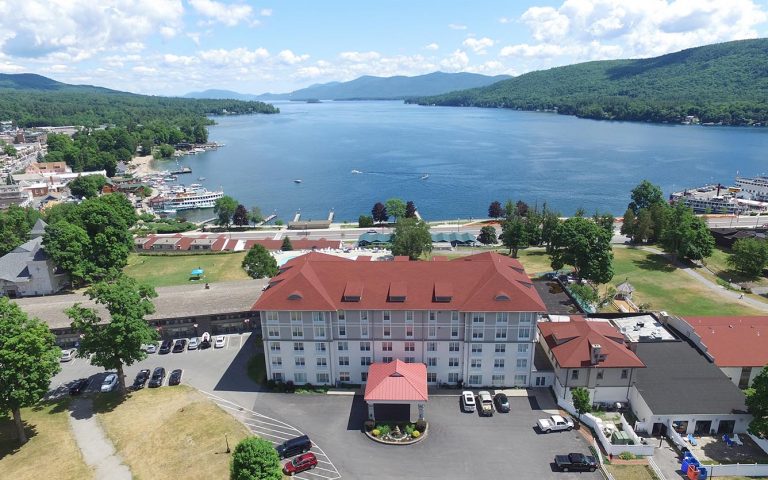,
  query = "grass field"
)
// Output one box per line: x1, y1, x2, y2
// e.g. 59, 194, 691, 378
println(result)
96, 386, 252, 480
515, 248, 556, 275
124, 252, 250, 288
610, 247, 761, 316
0, 401, 92, 480
701, 246, 768, 287
605, 464, 658, 480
